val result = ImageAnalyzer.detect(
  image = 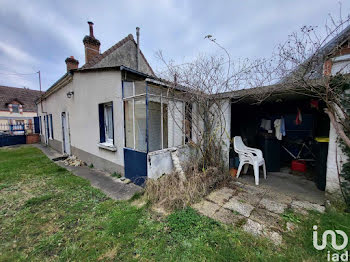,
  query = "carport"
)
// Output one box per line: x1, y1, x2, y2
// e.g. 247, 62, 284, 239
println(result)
228, 85, 330, 202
